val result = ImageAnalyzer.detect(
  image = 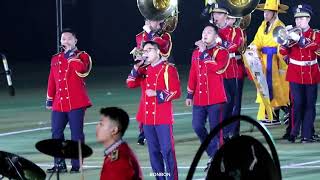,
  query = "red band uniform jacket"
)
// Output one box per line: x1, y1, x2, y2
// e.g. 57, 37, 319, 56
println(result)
127, 61, 181, 125
46, 50, 92, 112
218, 25, 242, 79
279, 28, 320, 84
100, 141, 143, 180
136, 31, 172, 58
187, 46, 229, 106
